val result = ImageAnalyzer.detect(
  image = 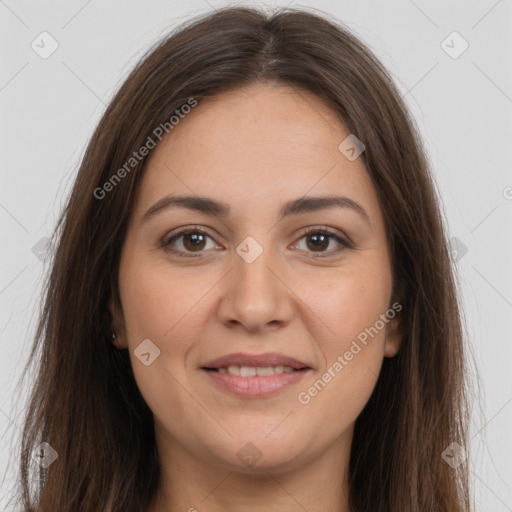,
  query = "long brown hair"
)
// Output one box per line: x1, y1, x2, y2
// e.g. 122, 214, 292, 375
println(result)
10, 6, 472, 511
